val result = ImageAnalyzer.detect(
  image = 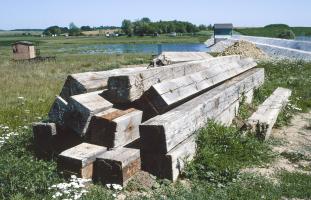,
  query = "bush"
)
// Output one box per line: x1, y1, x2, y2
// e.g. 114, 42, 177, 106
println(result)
278, 29, 296, 39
